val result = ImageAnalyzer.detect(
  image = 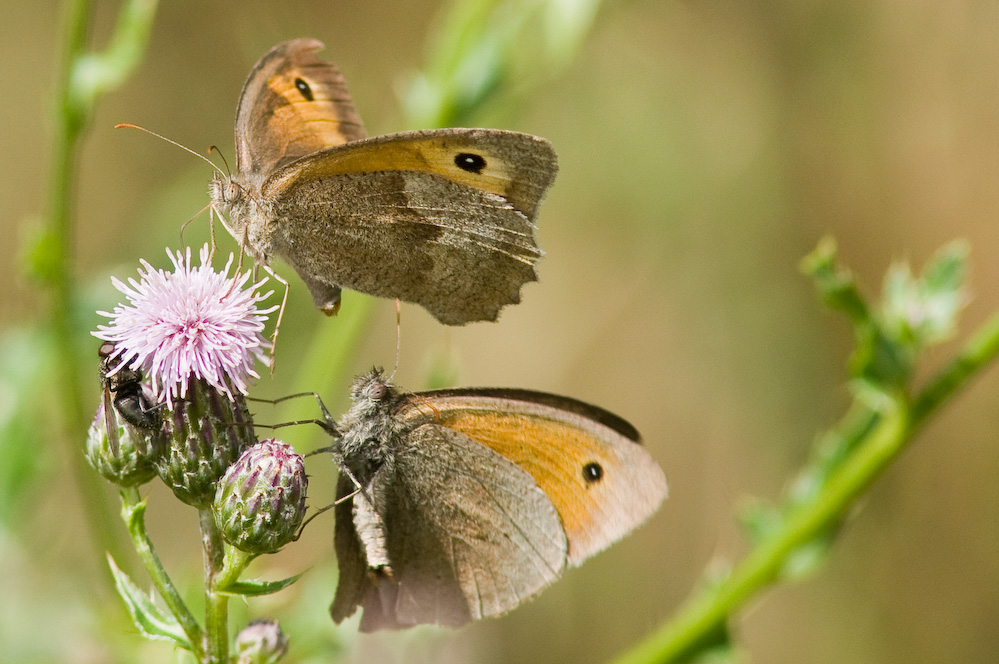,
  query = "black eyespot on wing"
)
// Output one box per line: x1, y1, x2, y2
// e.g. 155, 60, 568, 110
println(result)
294, 77, 315, 101
582, 462, 604, 484
454, 152, 486, 174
